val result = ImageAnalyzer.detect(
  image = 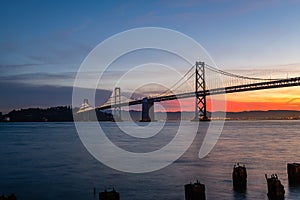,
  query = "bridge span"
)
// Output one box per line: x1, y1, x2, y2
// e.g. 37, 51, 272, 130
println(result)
78, 62, 300, 121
